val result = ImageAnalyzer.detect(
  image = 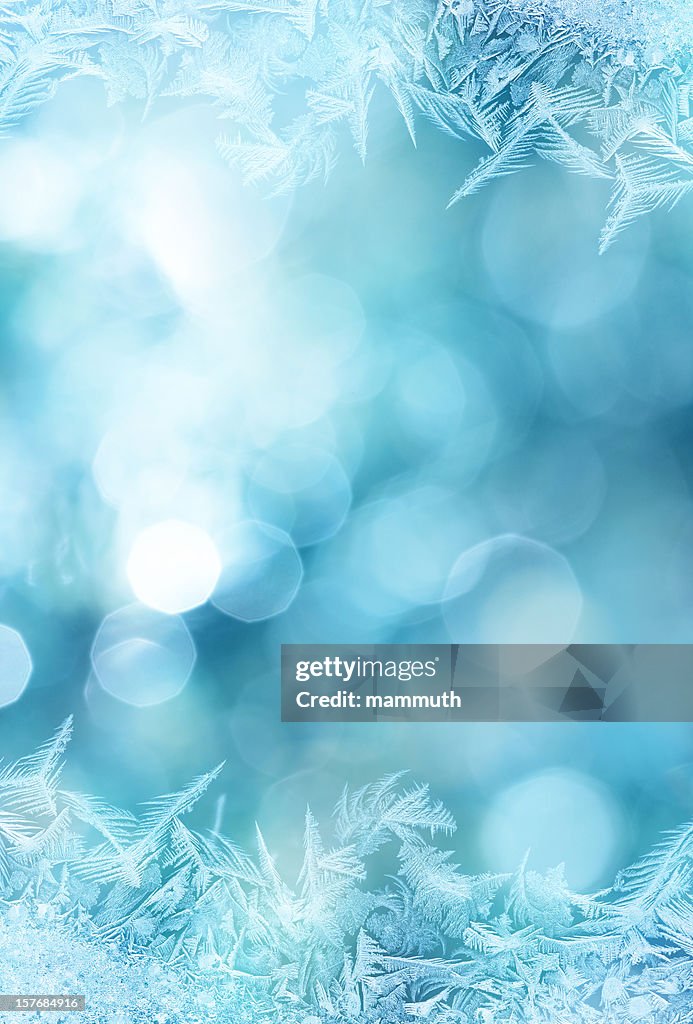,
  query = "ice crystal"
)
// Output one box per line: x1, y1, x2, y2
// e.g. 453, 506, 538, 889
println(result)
2, 721, 693, 1022
0, 0, 691, 248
